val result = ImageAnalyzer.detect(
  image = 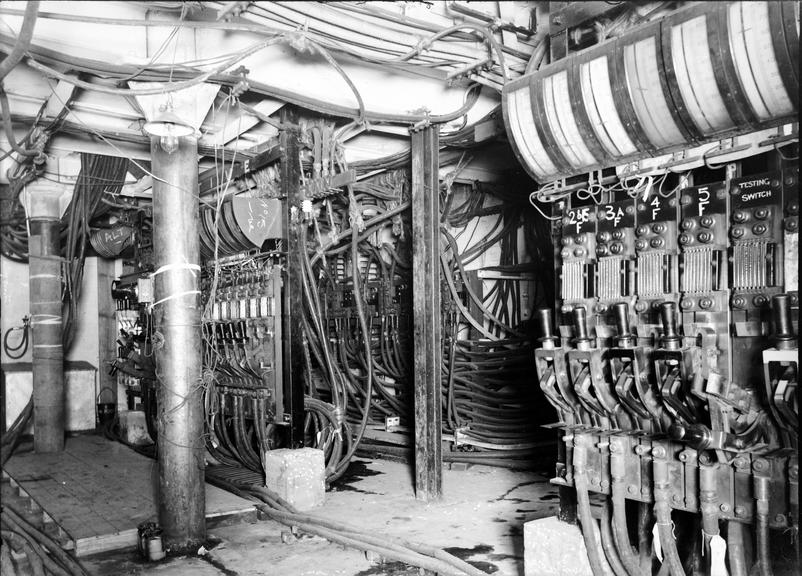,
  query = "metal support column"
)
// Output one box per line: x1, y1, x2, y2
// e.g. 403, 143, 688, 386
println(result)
411, 124, 442, 501
151, 135, 205, 552
280, 125, 305, 448
27, 189, 64, 453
